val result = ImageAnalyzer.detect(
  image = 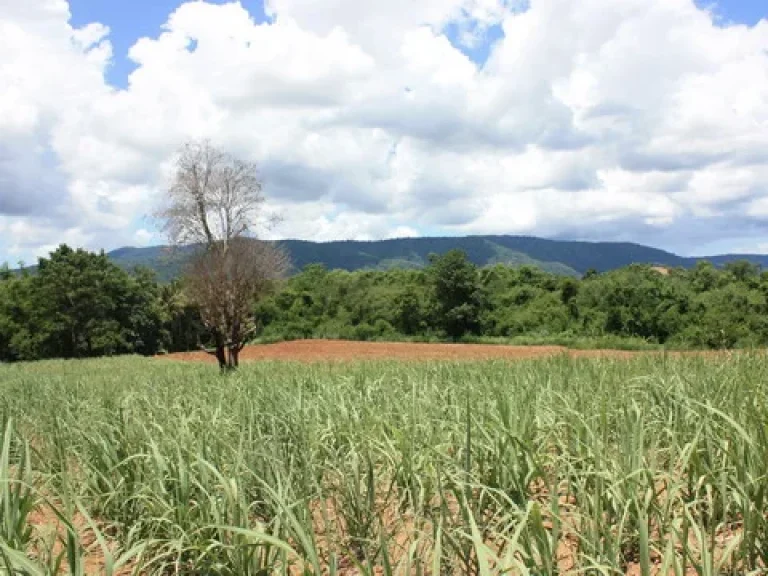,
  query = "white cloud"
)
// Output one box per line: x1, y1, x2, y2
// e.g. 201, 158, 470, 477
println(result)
133, 228, 154, 246
1, 0, 768, 263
